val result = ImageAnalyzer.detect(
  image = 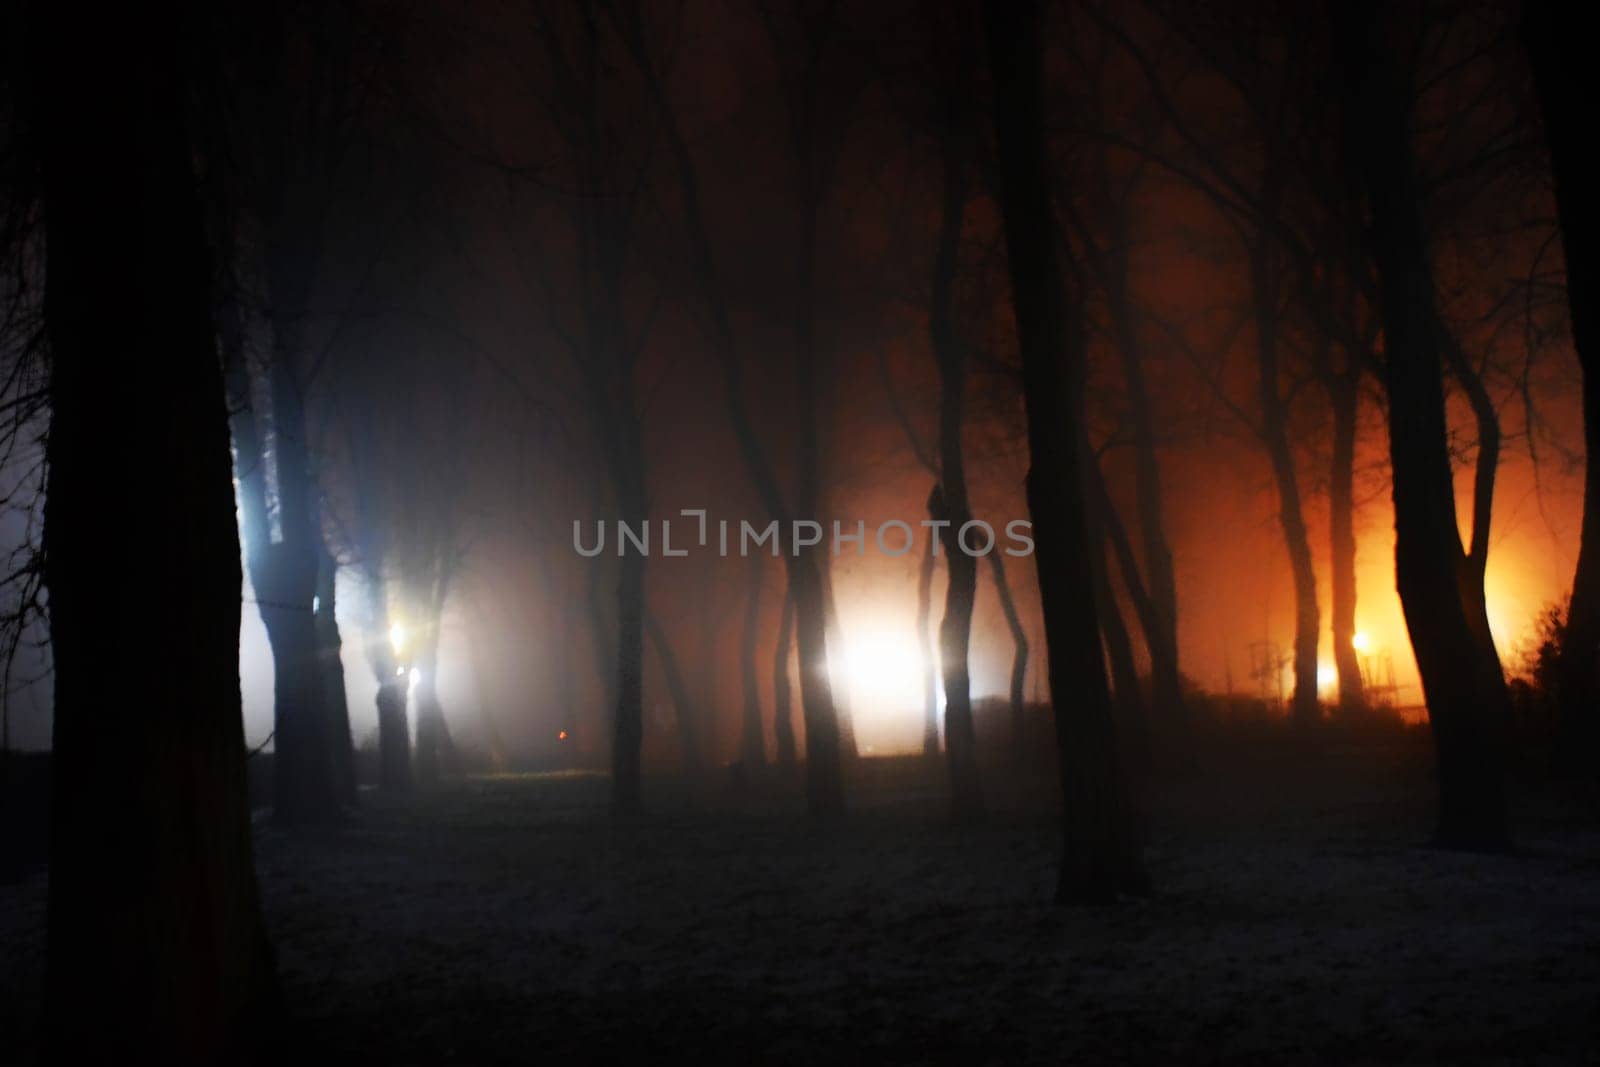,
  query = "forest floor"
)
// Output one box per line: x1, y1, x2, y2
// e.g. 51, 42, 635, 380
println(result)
3, 728, 1600, 1064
